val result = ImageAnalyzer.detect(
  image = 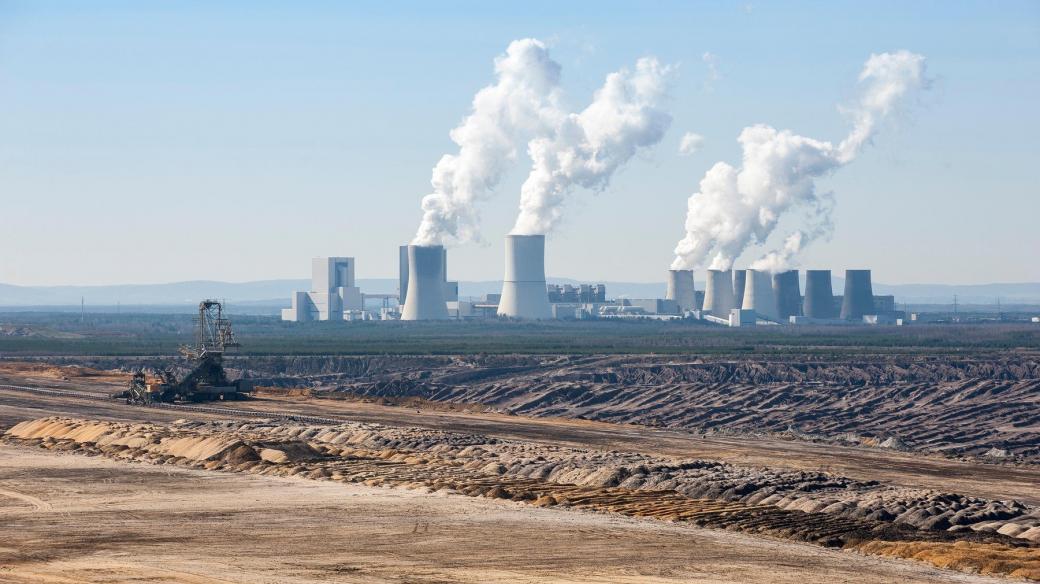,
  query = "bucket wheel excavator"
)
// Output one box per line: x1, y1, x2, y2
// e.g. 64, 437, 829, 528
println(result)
119, 300, 253, 404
